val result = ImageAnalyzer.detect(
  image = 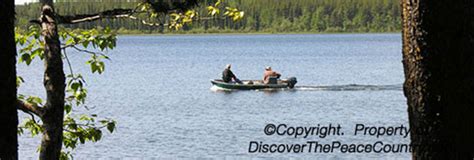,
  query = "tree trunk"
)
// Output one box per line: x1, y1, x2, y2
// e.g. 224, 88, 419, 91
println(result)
402, 0, 474, 159
0, 0, 19, 159
39, 1, 66, 159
